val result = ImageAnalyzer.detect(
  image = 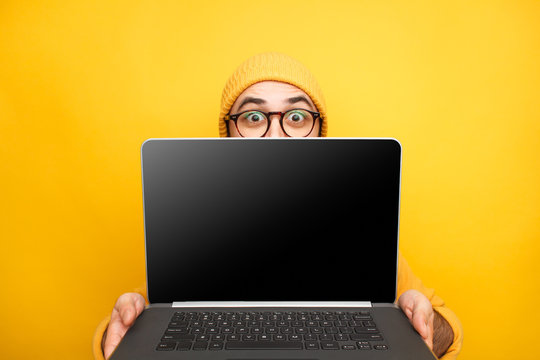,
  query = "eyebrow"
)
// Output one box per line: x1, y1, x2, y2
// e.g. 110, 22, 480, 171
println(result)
237, 97, 266, 112
286, 95, 314, 109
